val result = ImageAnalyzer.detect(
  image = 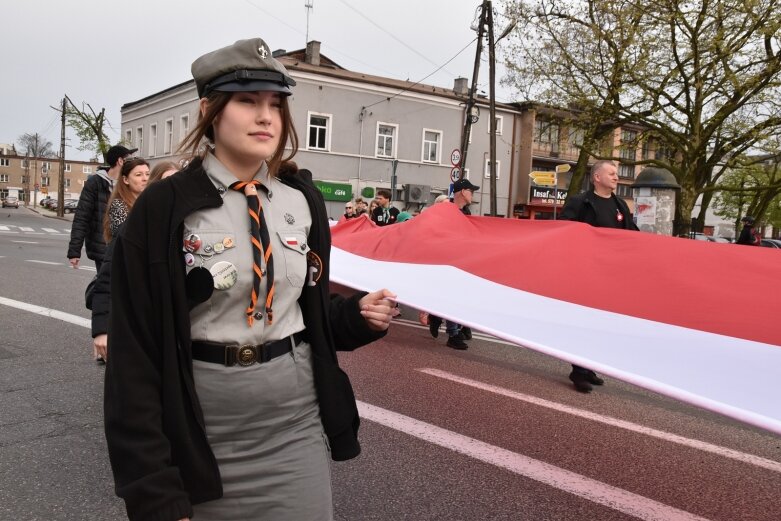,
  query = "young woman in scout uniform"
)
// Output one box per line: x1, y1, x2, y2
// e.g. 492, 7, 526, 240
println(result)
103, 37, 397, 521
